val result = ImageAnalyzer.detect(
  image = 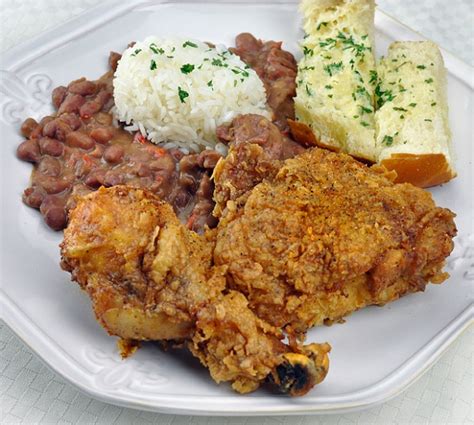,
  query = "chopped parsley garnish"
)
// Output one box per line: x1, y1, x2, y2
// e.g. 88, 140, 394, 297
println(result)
300, 66, 316, 71
409, 103, 417, 107
400, 115, 405, 119
178, 86, 189, 103
425, 78, 434, 84
424, 118, 432, 122
325, 85, 333, 89
305, 84, 313, 96
336, 31, 371, 57
149, 43, 164, 54
417, 65, 426, 69
323, 61, 343, 77
207, 80, 213, 88
395, 61, 409, 71
369, 70, 378, 84
182, 41, 198, 48
393, 107, 408, 112
360, 105, 372, 114
375, 84, 395, 107
131, 48, 142, 56
150, 59, 157, 70
212, 58, 225, 67
232, 67, 250, 77
382, 135, 394, 146
319, 38, 337, 49
355, 85, 370, 99
360, 121, 370, 127
328, 94, 333, 98
180, 63, 195, 74
353, 115, 359, 119
431, 102, 437, 106
317, 21, 328, 30
303, 46, 314, 56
